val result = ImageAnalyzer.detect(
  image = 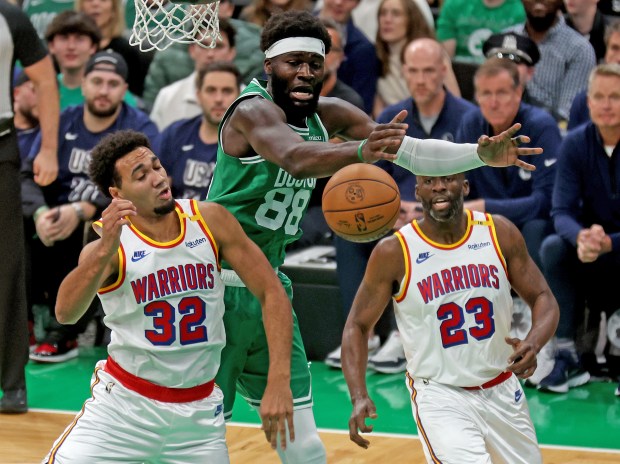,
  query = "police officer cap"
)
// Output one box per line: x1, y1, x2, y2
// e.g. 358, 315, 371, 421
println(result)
482, 33, 540, 67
